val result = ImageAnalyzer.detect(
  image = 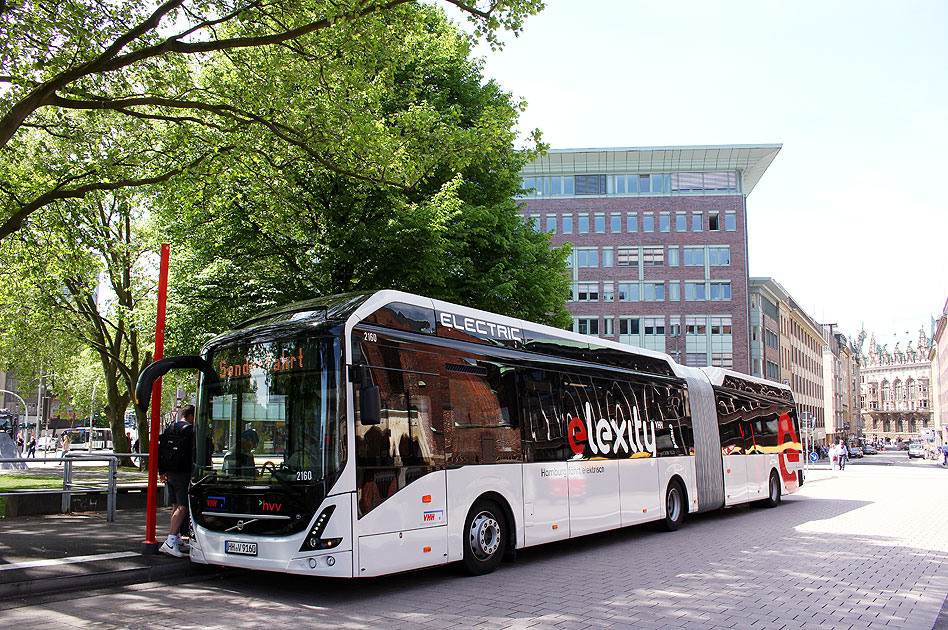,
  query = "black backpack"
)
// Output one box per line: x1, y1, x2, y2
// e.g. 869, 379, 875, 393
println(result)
157, 421, 193, 474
